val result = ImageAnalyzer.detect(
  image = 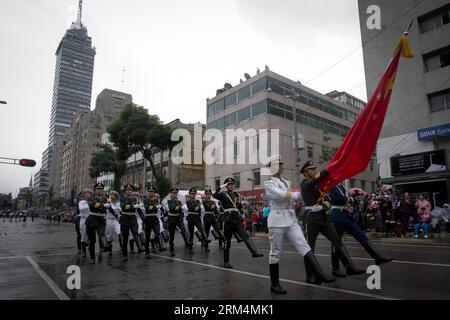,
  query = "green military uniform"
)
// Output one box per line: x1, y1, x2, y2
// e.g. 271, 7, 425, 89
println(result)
119, 184, 144, 261
300, 161, 364, 282
85, 183, 108, 263
213, 178, 263, 269
165, 187, 192, 256
142, 187, 166, 256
